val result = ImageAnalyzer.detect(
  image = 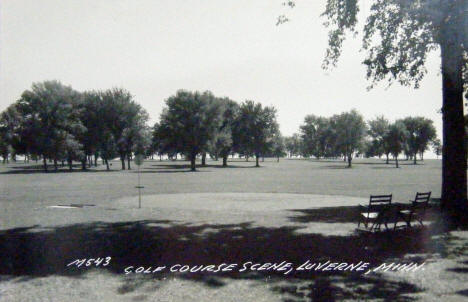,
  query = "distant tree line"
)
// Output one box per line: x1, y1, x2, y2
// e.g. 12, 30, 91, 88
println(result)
285, 110, 440, 168
0, 82, 284, 171
0, 81, 445, 171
